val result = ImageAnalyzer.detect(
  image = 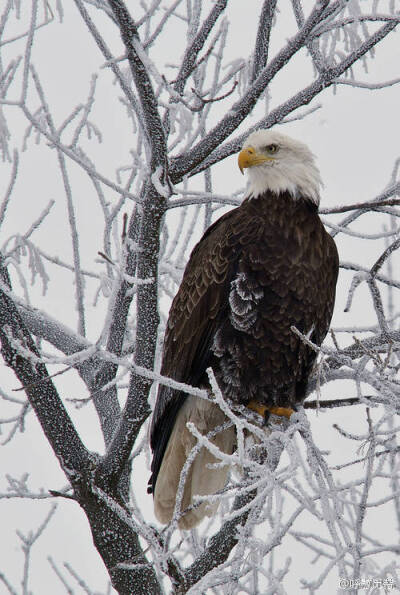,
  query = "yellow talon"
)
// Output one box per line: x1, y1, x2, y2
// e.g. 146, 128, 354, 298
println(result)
268, 406, 294, 419
247, 401, 294, 420
247, 401, 269, 417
